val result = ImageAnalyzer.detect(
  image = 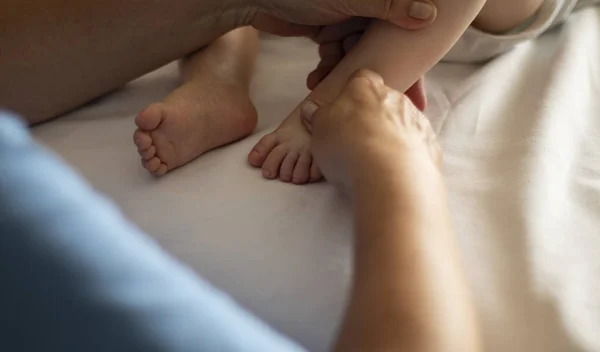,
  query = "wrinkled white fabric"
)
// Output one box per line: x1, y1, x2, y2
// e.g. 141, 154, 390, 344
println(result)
445, 0, 596, 62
